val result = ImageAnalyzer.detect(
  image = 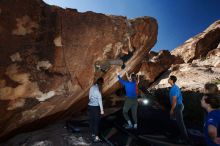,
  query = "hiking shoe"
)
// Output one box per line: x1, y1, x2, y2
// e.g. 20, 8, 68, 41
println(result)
121, 64, 126, 69
123, 124, 133, 129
